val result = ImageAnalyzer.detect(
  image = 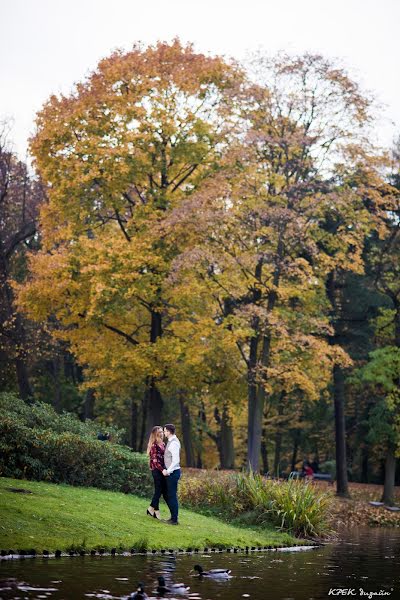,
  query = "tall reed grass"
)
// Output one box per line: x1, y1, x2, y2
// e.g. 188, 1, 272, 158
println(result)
180, 470, 332, 538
